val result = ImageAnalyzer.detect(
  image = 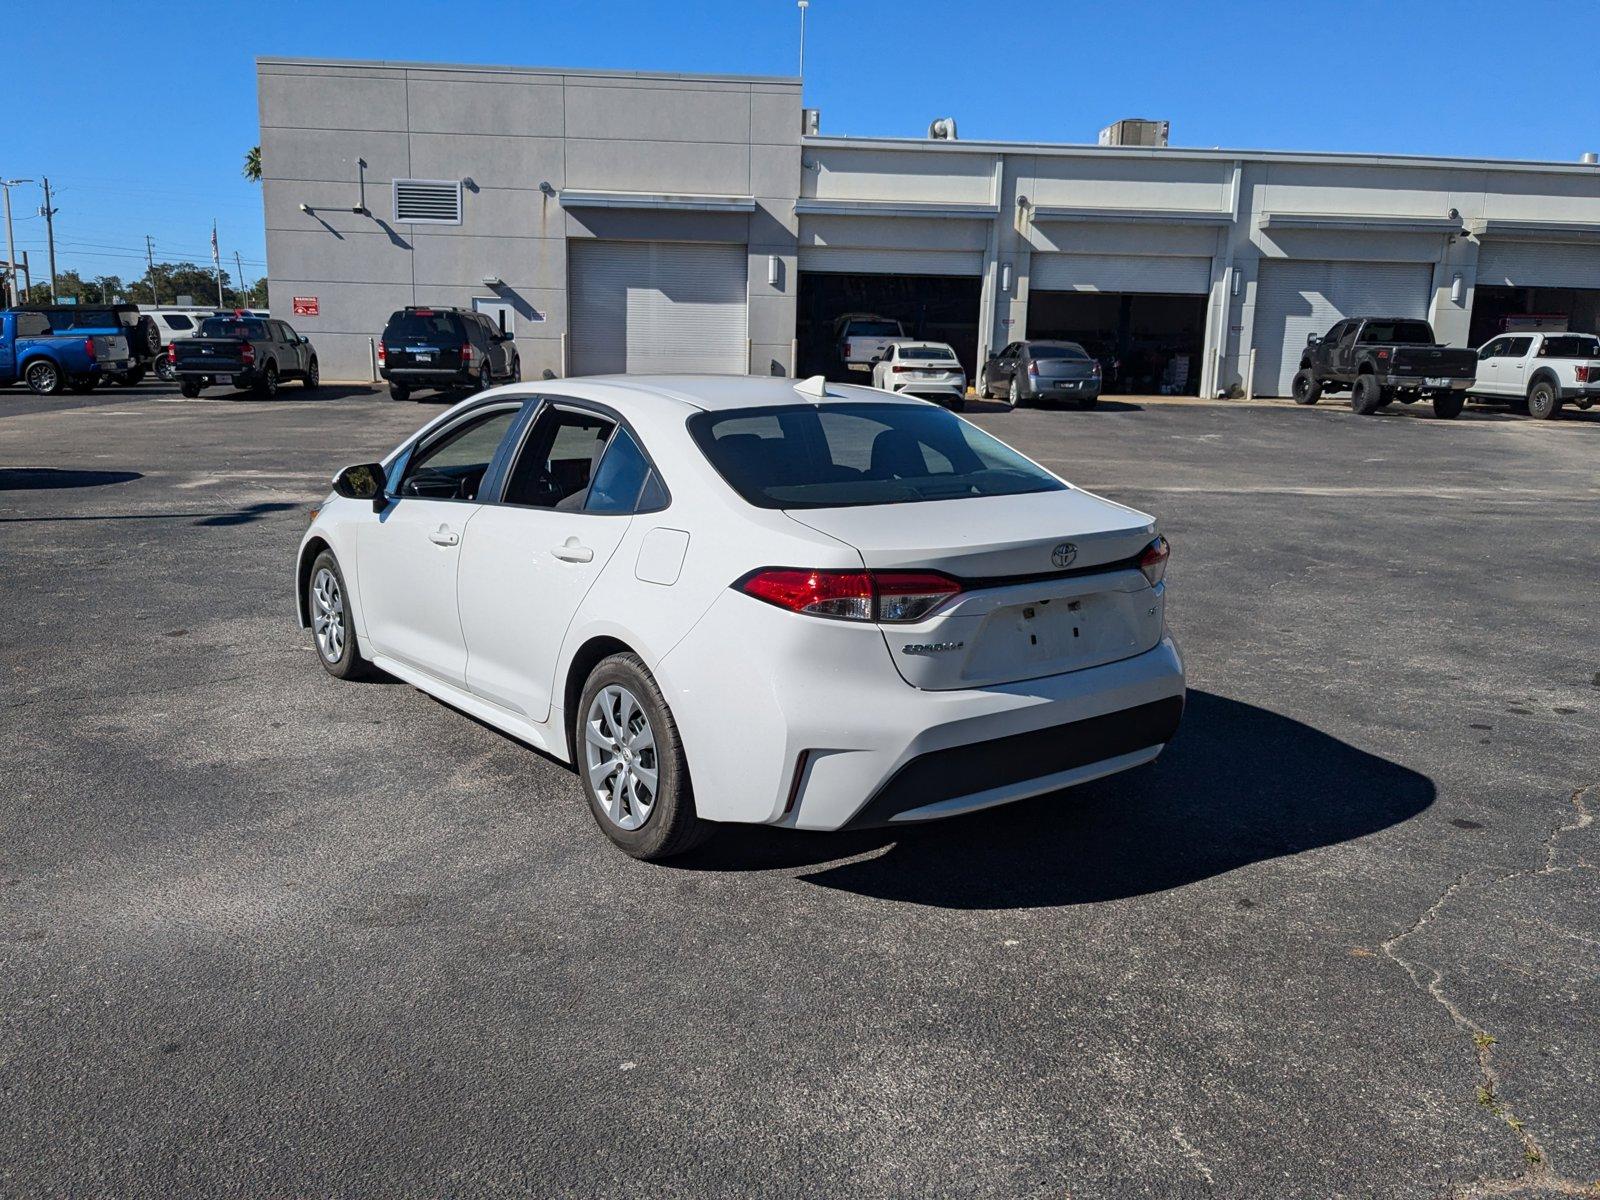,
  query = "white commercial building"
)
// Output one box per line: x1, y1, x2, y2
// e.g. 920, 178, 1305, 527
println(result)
259, 57, 1600, 392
